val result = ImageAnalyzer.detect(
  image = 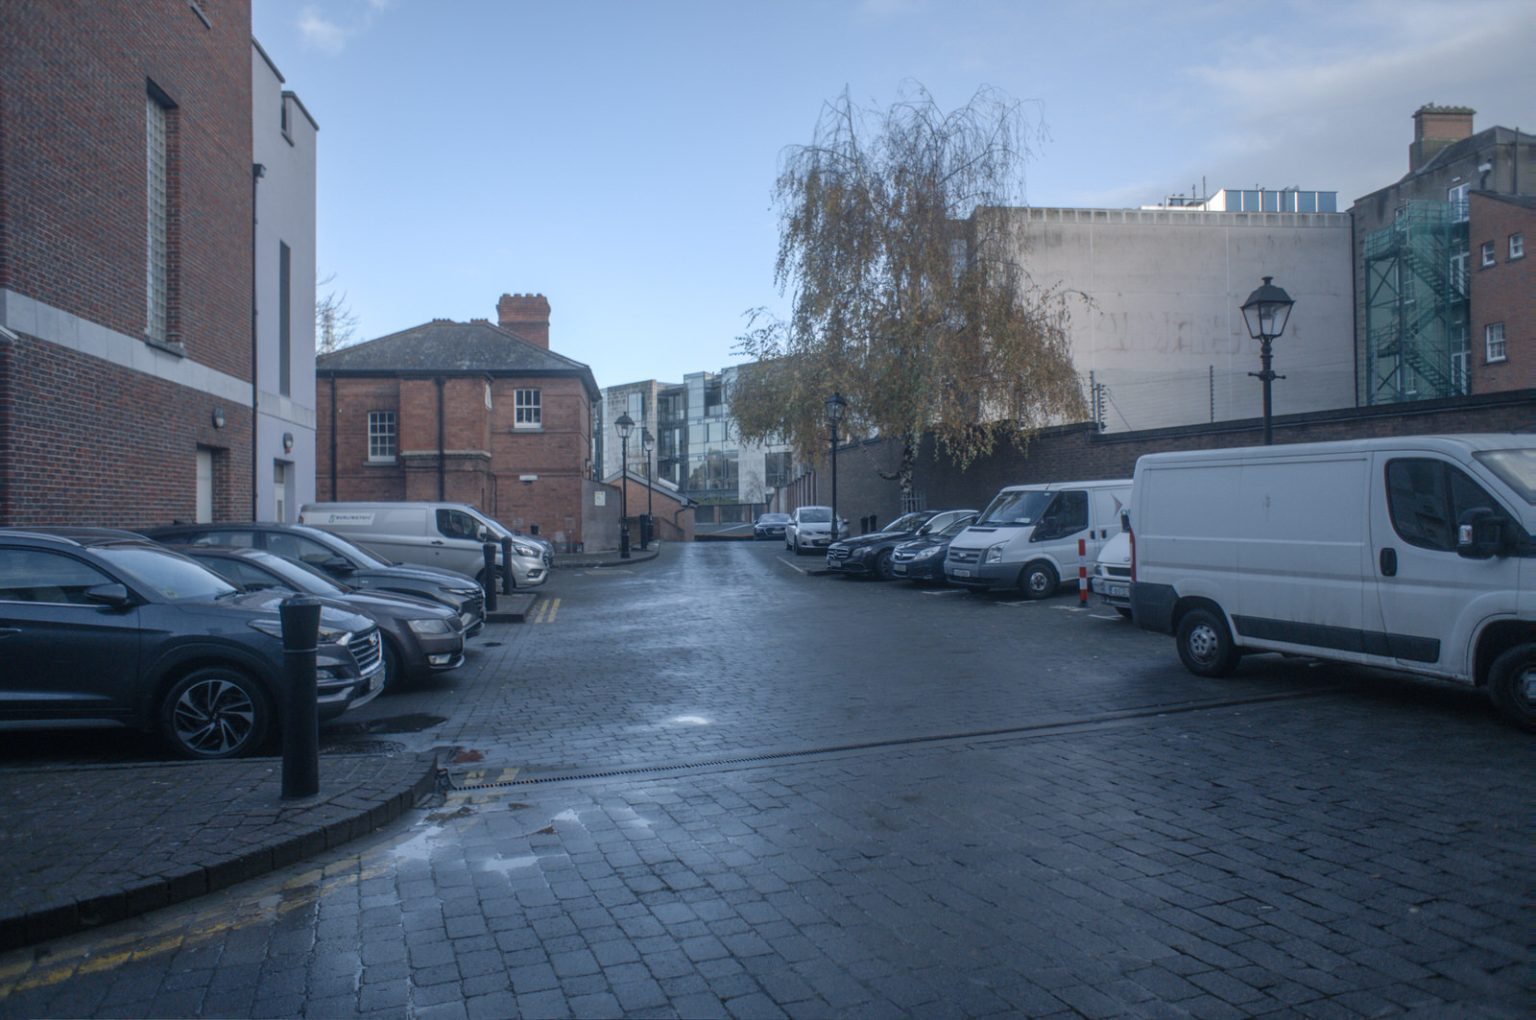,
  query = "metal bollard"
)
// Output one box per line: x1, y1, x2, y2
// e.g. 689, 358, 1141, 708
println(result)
279, 595, 321, 800
481, 542, 498, 612
500, 535, 514, 594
